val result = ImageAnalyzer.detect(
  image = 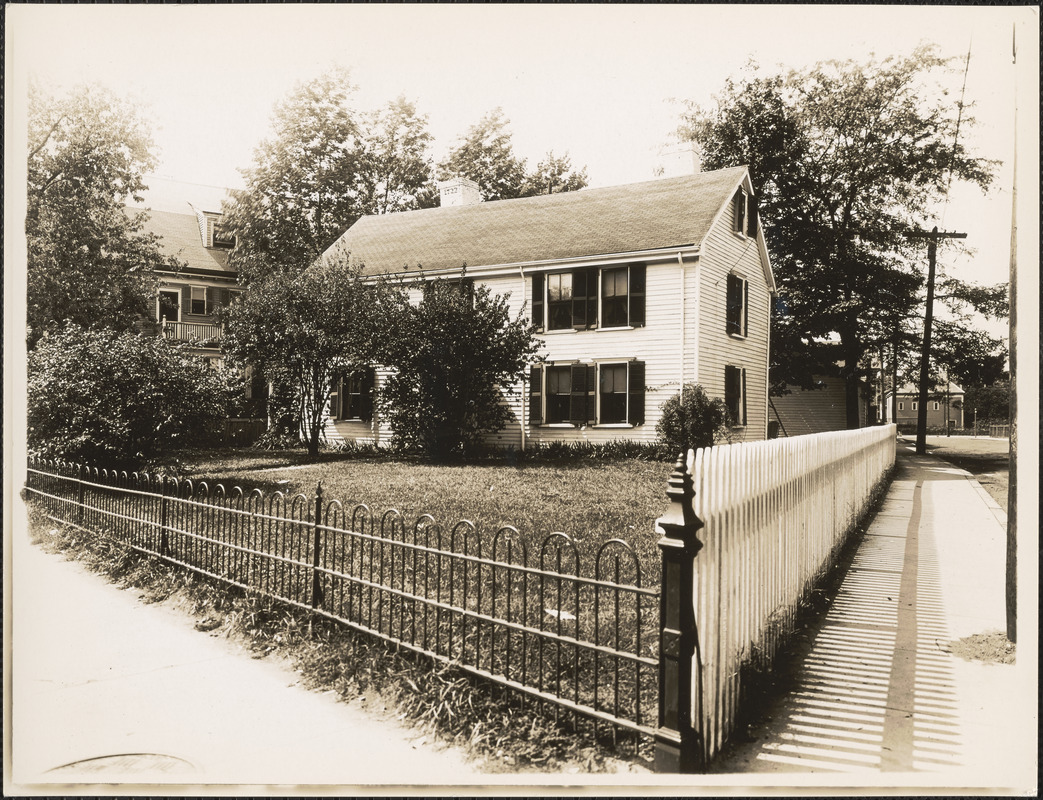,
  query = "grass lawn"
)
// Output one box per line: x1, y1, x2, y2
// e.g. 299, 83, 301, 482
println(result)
176, 448, 674, 583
